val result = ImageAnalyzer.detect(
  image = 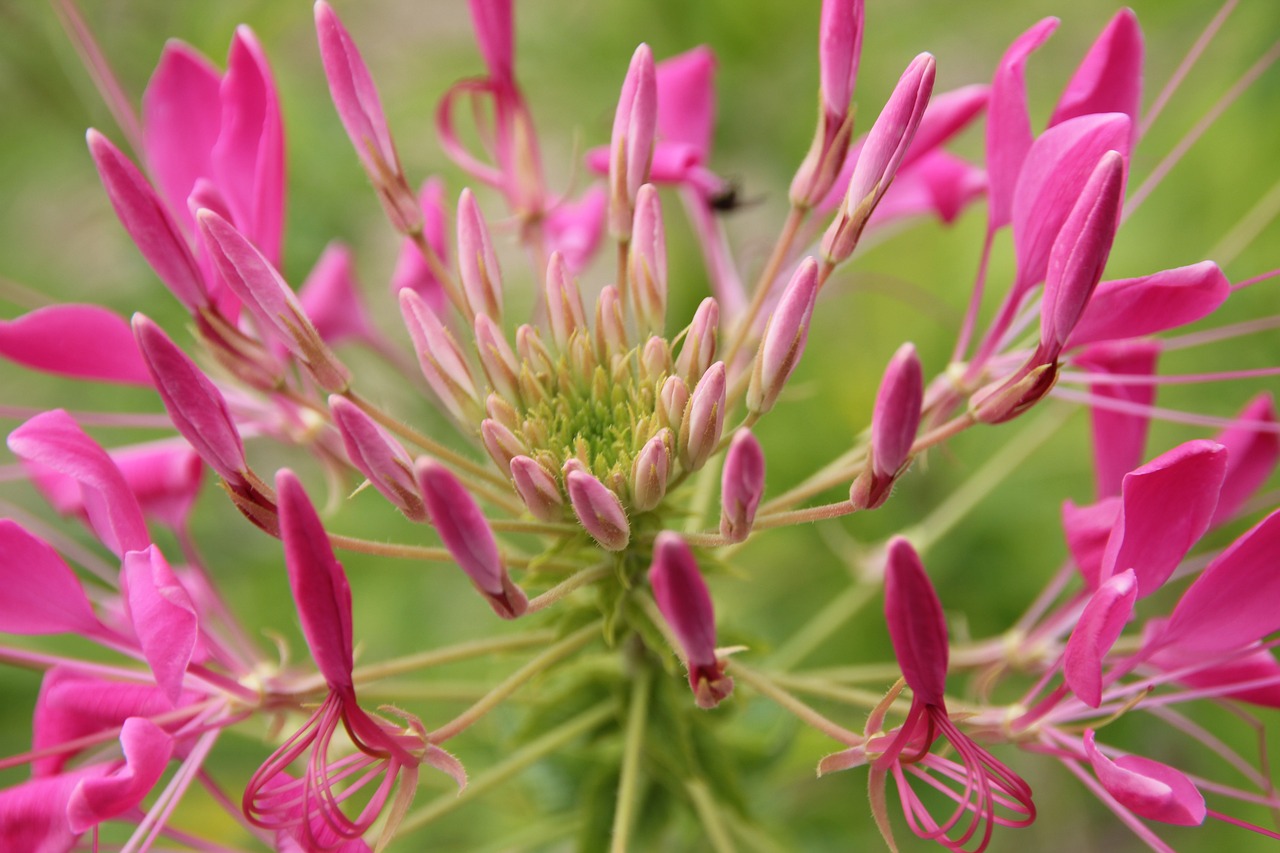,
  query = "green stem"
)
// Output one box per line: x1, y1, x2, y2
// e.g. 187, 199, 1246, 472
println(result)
731, 663, 862, 745
351, 631, 557, 686
686, 778, 737, 853
610, 666, 652, 853
401, 700, 613, 833
767, 673, 892, 709
430, 621, 600, 742
527, 563, 612, 613
768, 580, 878, 671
